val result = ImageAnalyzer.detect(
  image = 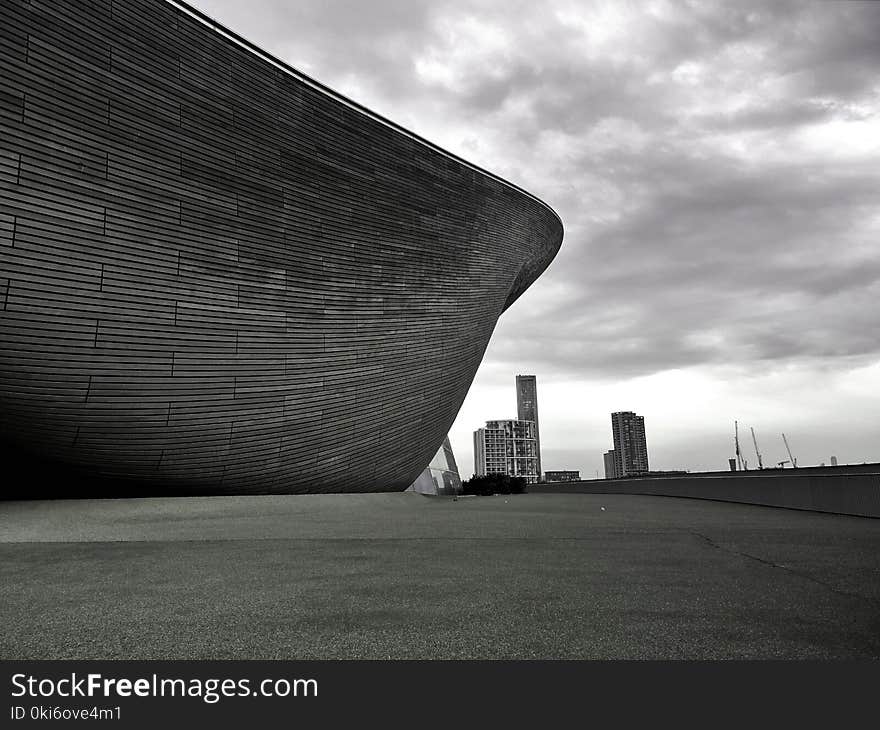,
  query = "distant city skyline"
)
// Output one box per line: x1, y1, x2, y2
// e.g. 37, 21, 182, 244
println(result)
449, 366, 873, 478
188, 0, 880, 480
